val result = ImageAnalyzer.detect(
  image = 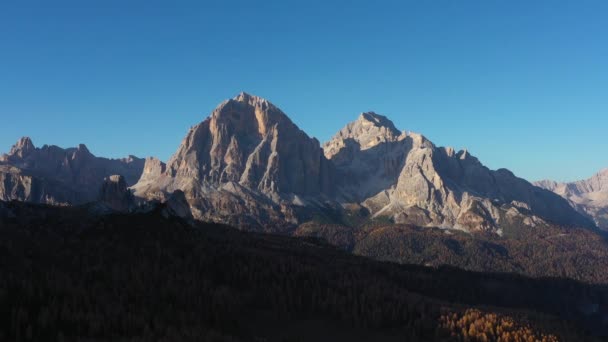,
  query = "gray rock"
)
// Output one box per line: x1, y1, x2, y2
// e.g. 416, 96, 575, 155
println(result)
132, 93, 593, 233
162, 190, 193, 221
0, 137, 145, 205
132, 92, 333, 231
98, 175, 134, 212
536, 169, 608, 230
324, 113, 594, 232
